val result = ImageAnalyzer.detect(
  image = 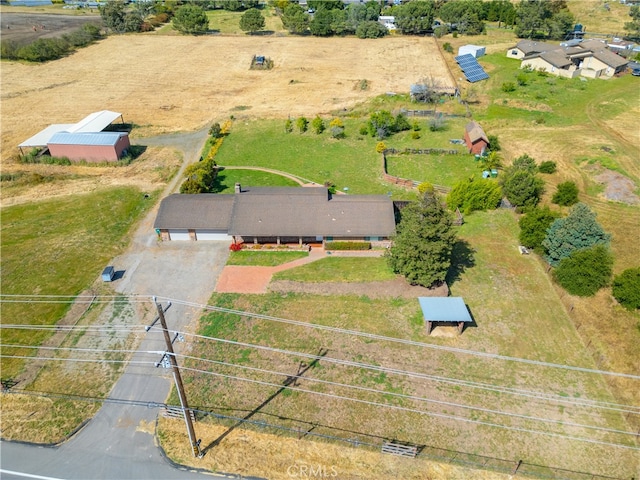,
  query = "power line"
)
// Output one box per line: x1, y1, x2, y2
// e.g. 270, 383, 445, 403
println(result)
2, 354, 154, 366
178, 365, 640, 452
175, 352, 639, 438
4, 293, 638, 380
160, 296, 640, 380
4, 323, 639, 414
166, 327, 640, 415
